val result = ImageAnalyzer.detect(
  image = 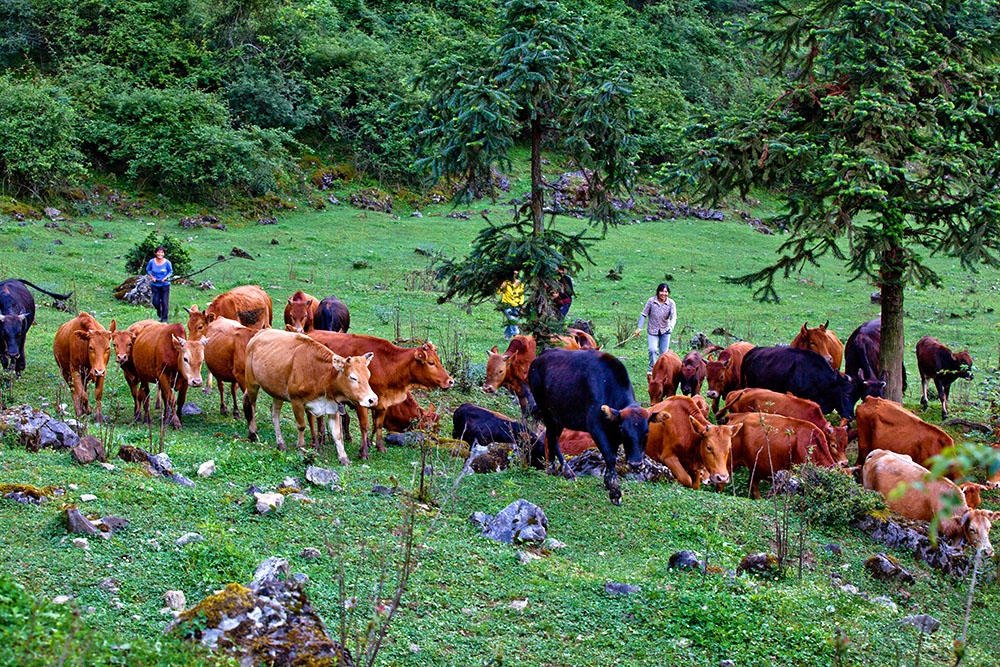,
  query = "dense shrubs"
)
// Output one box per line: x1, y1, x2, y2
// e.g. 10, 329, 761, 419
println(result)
790, 464, 885, 527
125, 233, 192, 277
